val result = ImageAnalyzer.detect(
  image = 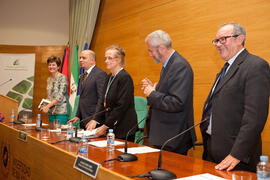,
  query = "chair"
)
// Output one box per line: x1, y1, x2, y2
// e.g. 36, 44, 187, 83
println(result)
134, 96, 148, 144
